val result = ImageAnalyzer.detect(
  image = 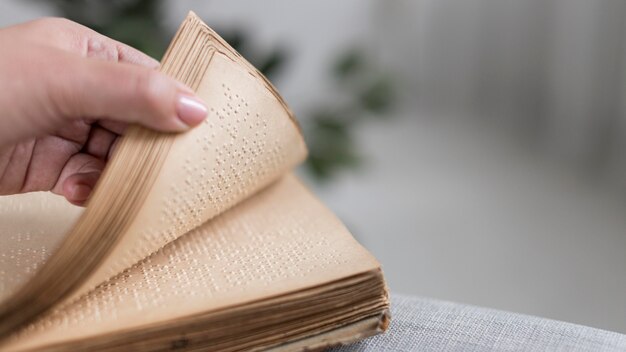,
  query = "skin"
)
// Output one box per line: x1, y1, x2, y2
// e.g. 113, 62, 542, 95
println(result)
0, 18, 208, 206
